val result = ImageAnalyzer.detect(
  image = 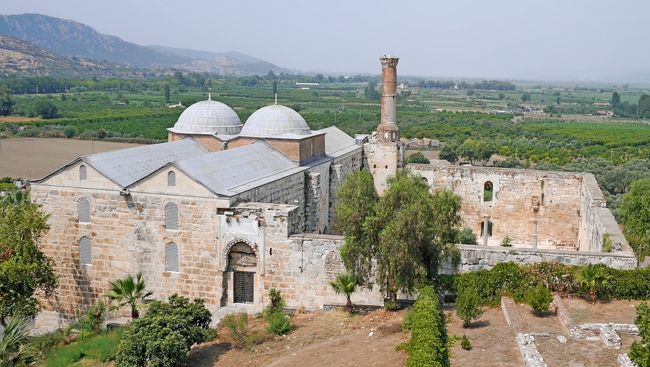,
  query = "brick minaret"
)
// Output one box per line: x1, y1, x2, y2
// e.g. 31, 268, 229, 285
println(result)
377, 55, 399, 142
